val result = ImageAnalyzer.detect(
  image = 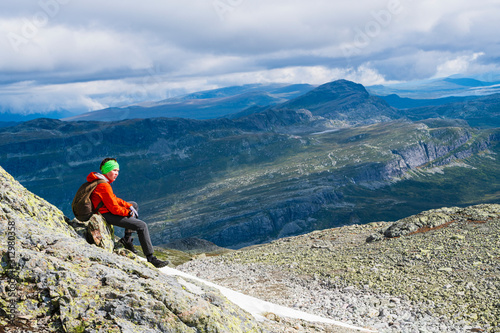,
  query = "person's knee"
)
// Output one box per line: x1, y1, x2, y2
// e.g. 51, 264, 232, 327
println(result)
128, 201, 139, 214
135, 219, 147, 231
